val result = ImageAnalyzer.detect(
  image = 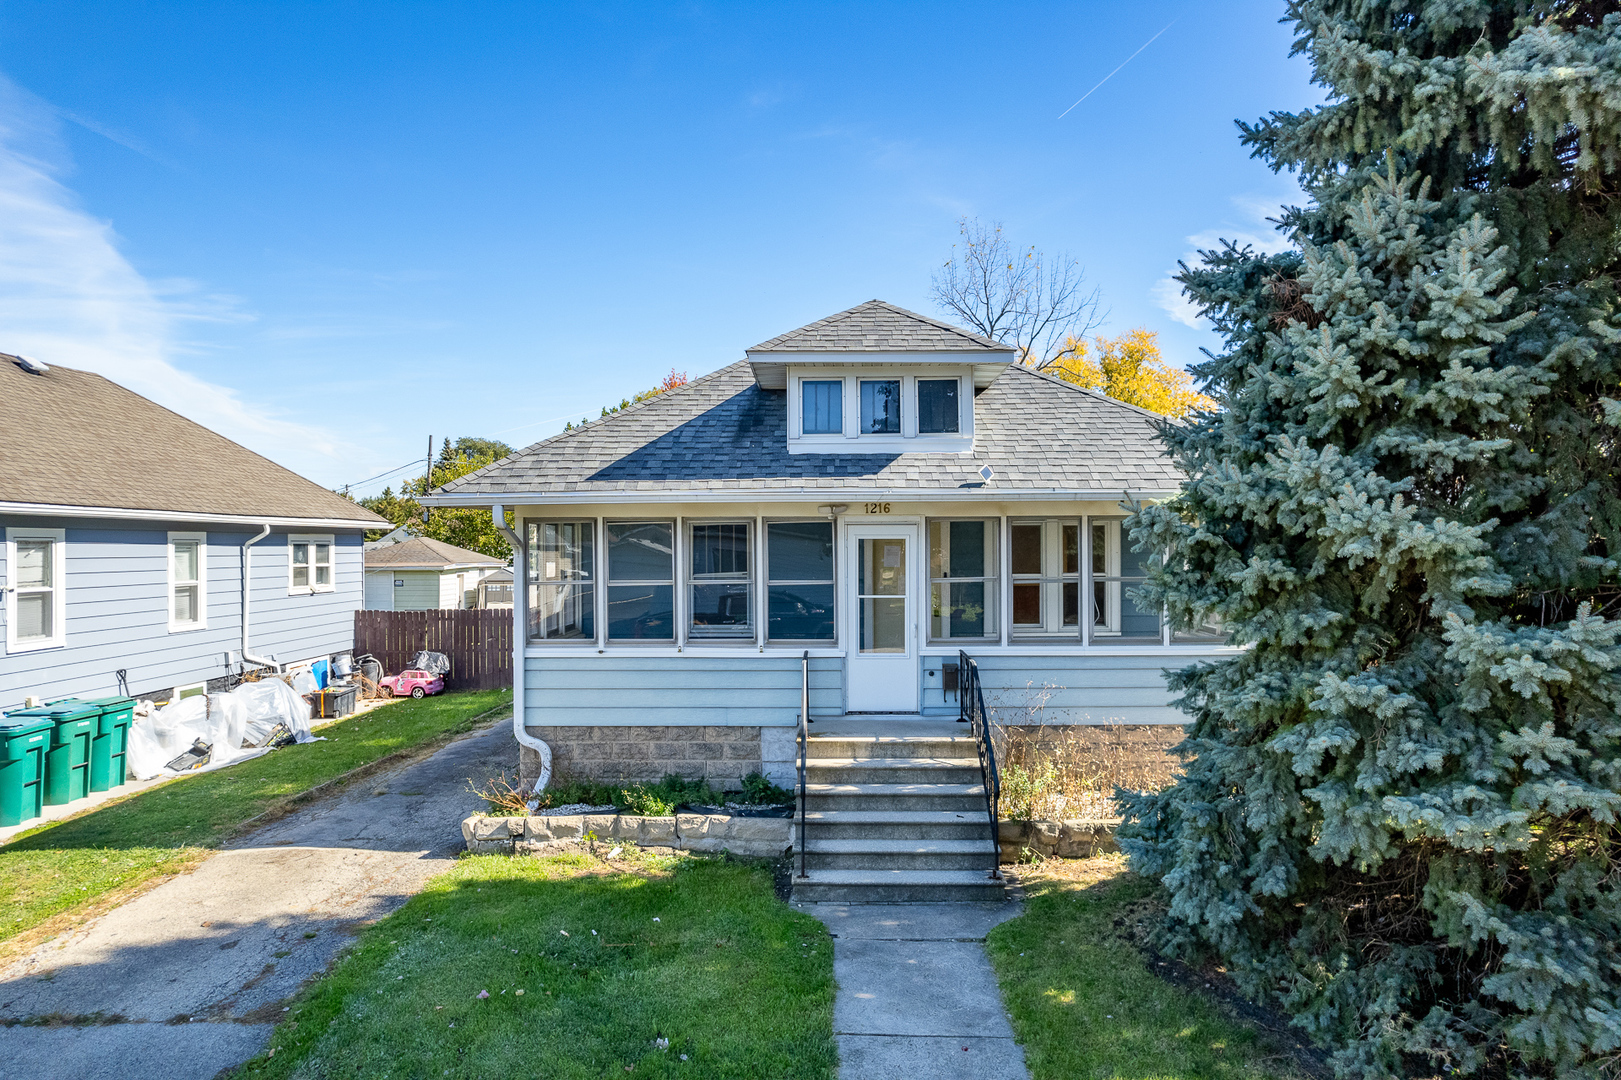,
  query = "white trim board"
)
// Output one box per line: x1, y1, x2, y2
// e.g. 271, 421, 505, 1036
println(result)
0, 501, 381, 530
